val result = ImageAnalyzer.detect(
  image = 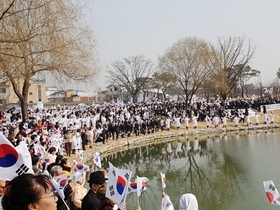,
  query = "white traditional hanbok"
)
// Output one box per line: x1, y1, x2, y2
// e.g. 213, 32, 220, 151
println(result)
233, 116, 239, 127
222, 116, 227, 128
174, 117, 181, 129
213, 116, 220, 128
264, 113, 269, 124
192, 116, 198, 128
72, 131, 82, 151
254, 113, 259, 125
205, 116, 211, 128
184, 116, 190, 129
165, 118, 171, 130
270, 111, 274, 123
